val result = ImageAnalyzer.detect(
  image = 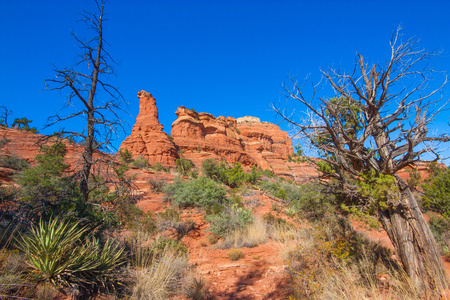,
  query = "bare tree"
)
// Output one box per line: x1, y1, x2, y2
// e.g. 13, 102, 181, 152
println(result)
0, 106, 12, 127
273, 28, 450, 292
45, 0, 125, 201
